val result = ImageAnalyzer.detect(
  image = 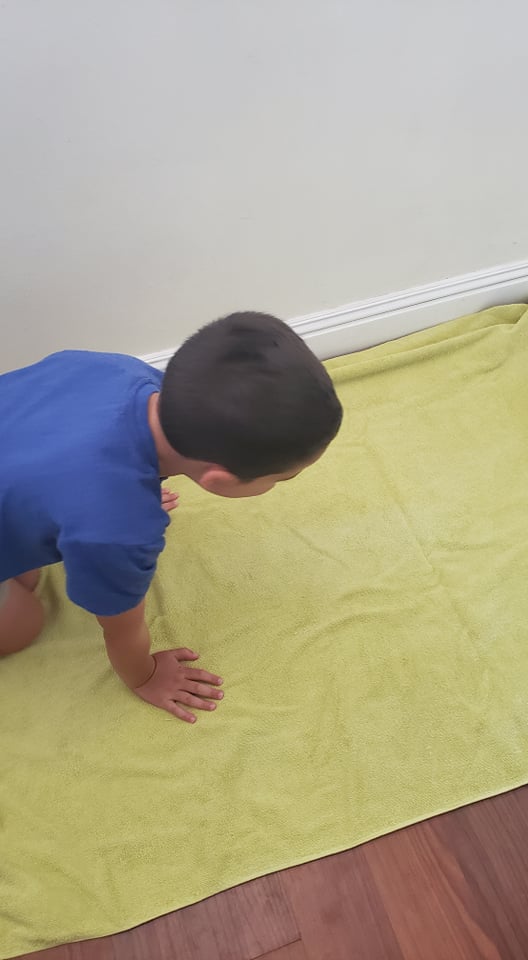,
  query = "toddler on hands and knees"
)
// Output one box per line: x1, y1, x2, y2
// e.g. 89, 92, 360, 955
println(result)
0, 313, 342, 721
